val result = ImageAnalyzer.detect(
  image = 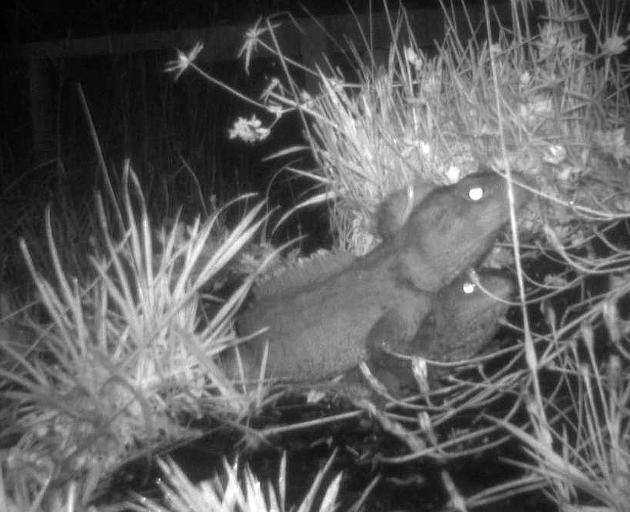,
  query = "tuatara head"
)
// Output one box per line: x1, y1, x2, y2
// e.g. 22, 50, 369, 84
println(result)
422, 270, 514, 361
394, 171, 530, 291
